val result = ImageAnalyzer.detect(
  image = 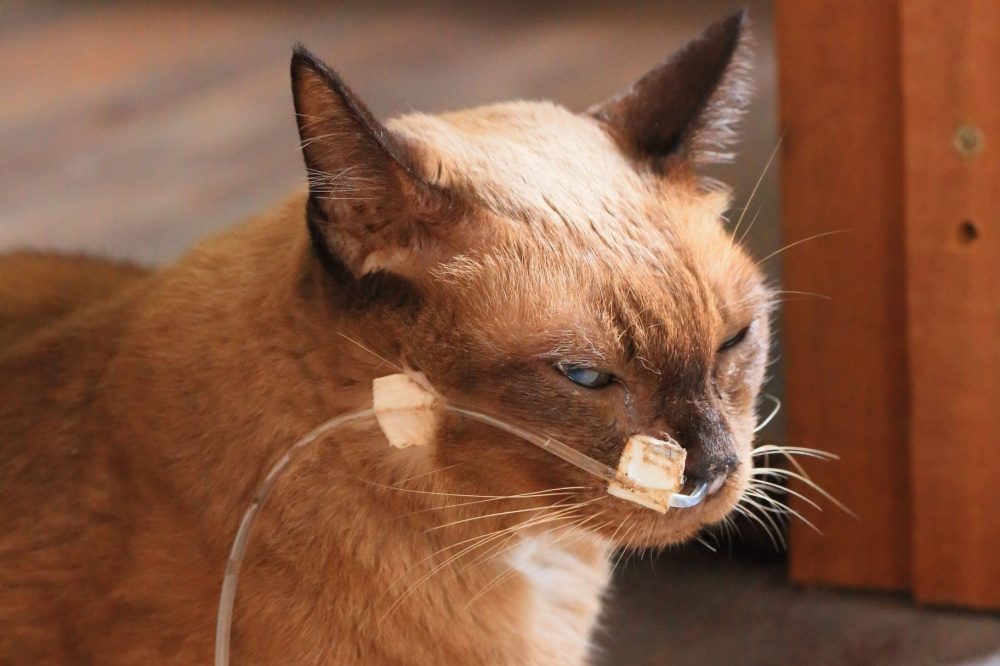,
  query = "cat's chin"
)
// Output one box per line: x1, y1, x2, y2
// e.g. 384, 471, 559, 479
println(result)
603, 470, 749, 549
